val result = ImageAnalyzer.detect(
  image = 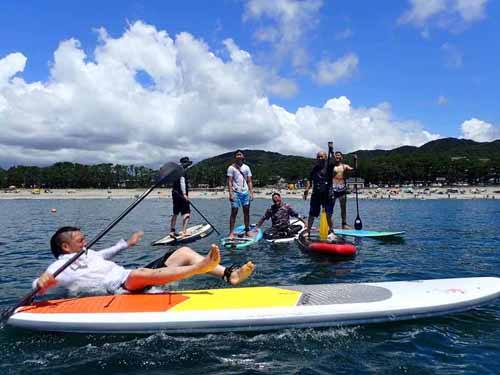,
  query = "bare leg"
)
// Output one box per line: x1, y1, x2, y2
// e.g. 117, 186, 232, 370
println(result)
326, 211, 339, 241
229, 207, 238, 239
339, 195, 350, 229
181, 213, 190, 235
165, 245, 255, 286
243, 204, 250, 235
326, 213, 334, 232
170, 214, 177, 234
306, 216, 315, 237
124, 245, 221, 291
